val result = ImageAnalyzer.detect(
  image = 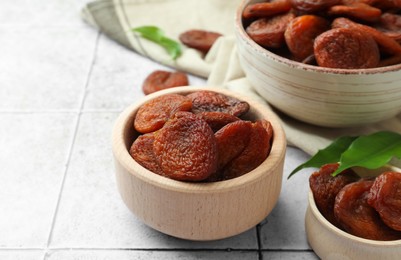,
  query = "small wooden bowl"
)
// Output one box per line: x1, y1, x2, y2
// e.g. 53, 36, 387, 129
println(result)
235, 0, 401, 127
306, 190, 401, 259
112, 86, 286, 241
